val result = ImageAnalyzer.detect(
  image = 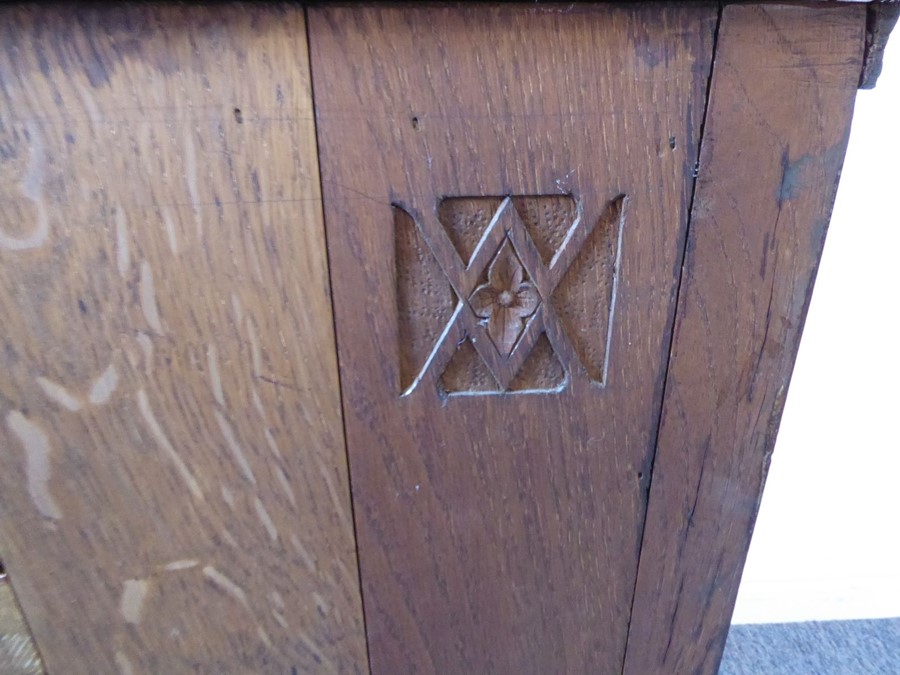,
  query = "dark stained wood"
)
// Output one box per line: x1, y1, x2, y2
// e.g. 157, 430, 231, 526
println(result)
0, 6, 367, 673
624, 5, 866, 674
309, 5, 716, 673
861, 1, 900, 88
